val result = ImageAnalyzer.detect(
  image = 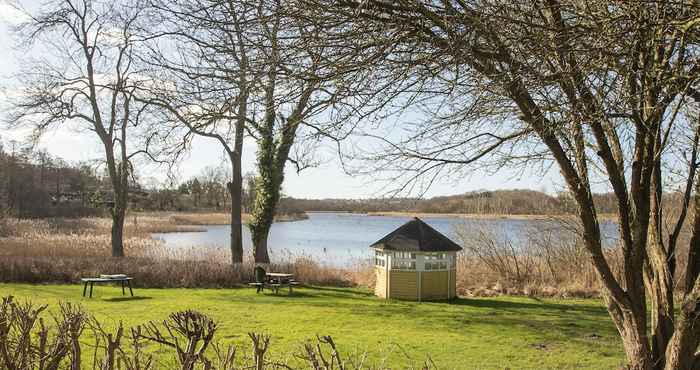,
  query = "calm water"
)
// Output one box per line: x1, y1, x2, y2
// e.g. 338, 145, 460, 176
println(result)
152, 212, 618, 266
